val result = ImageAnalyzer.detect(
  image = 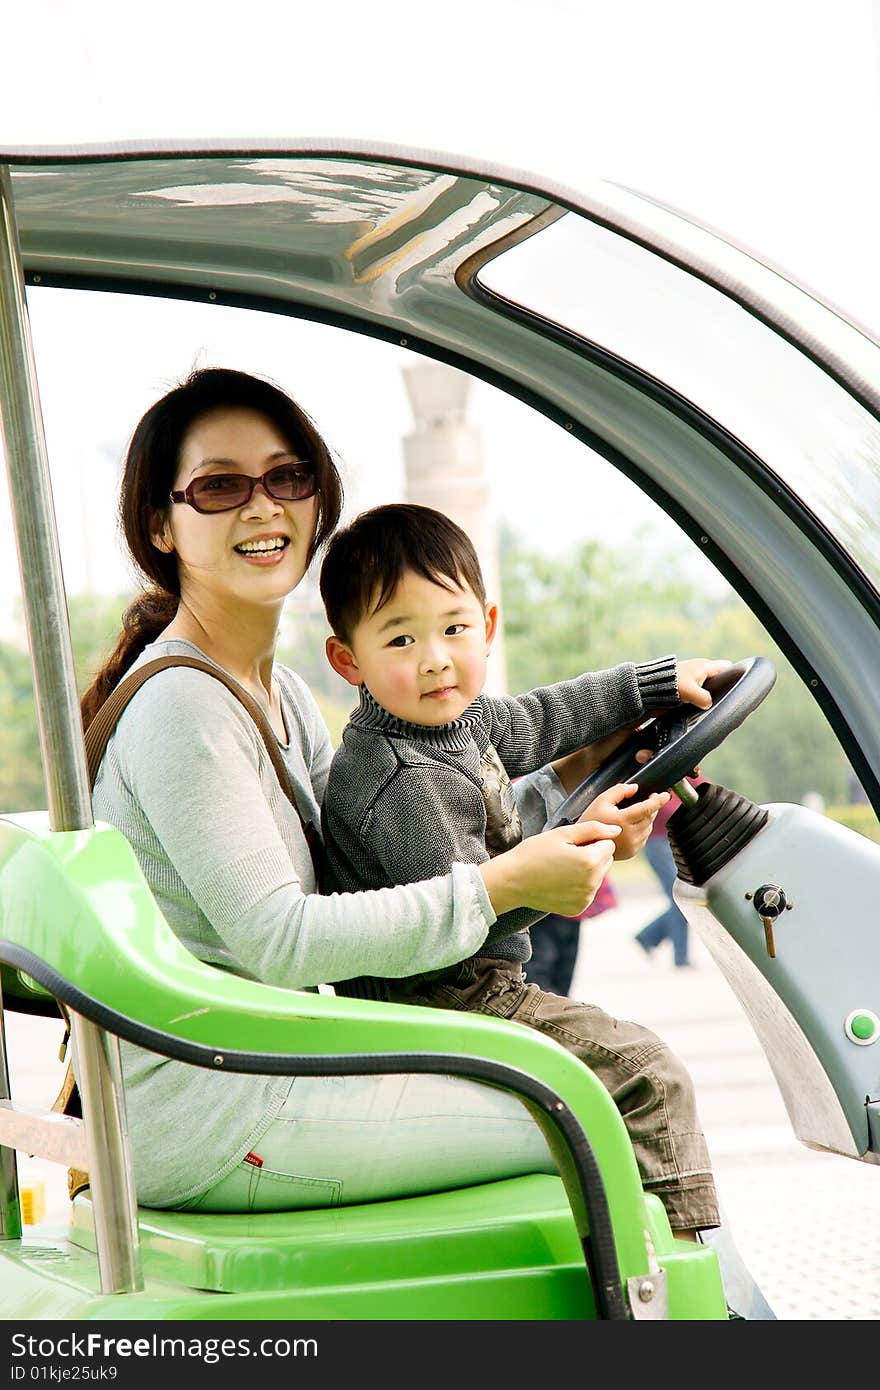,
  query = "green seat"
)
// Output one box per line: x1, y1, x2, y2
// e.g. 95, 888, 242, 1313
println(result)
0, 813, 727, 1320
72, 1176, 595, 1317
